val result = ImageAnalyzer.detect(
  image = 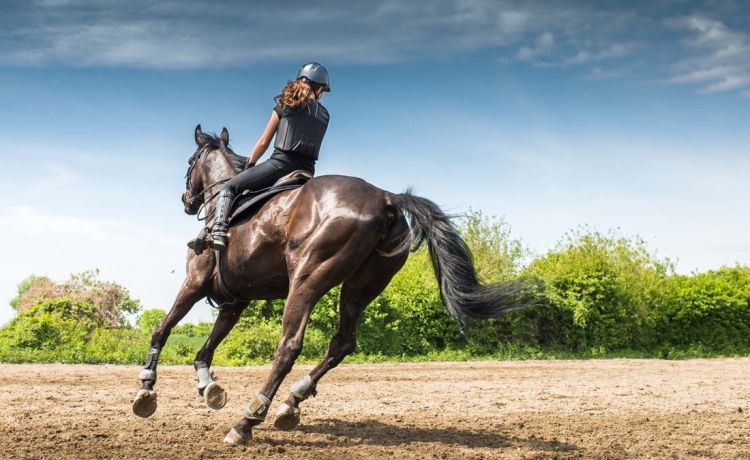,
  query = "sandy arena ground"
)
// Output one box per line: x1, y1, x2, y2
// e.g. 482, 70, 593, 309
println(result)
1, 360, 748, 459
